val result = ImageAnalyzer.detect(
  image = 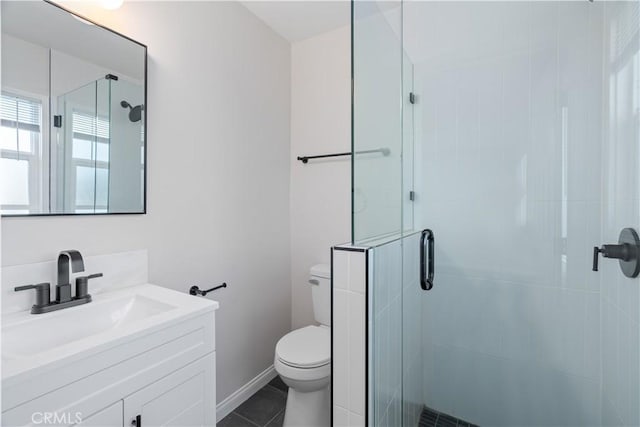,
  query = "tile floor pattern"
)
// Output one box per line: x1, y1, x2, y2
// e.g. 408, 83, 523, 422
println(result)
218, 380, 480, 427
419, 406, 479, 427
217, 377, 288, 427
